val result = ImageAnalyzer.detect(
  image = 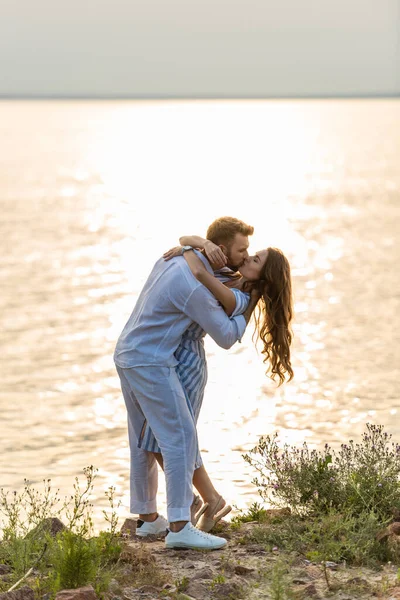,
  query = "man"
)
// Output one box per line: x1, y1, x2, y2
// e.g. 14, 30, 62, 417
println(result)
114, 217, 257, 550
178, 215, 252, 271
